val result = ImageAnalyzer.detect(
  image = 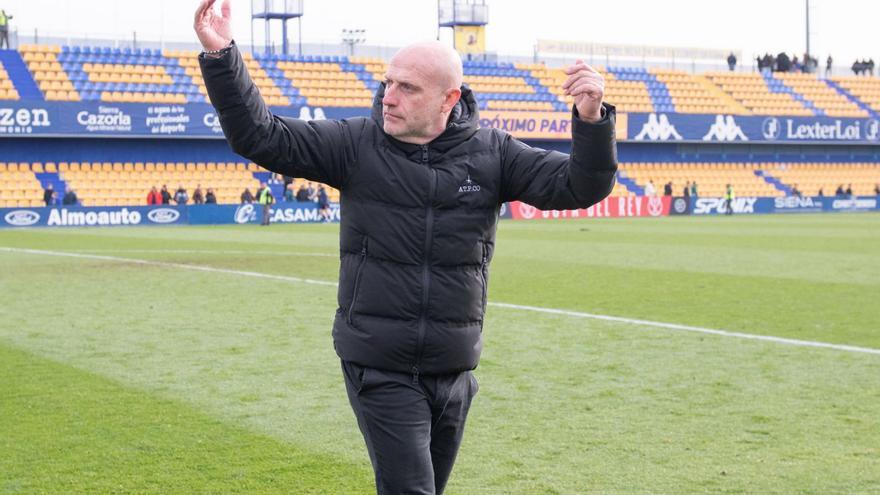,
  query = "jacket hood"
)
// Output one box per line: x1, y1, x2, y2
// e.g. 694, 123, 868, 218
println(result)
371, 83, 480, 154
